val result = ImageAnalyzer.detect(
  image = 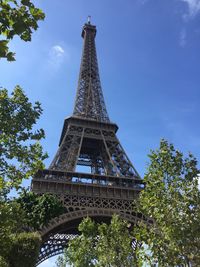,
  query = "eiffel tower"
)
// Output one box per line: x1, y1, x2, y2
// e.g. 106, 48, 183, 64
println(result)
32, 18, 145, 265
